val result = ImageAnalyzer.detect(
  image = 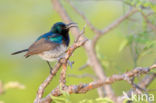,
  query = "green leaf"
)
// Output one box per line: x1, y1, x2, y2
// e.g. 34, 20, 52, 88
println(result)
118, 39, 128, 52
143, 41, 156, 50
50, 95, 66, 101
